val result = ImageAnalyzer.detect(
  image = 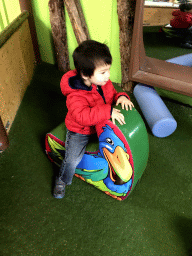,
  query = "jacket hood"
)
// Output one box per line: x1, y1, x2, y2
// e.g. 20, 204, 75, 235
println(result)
60, 70, 93, 97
